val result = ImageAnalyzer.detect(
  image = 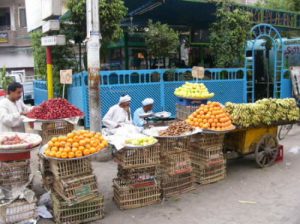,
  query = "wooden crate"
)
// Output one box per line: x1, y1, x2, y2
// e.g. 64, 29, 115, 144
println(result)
113, 178, 161, 210
190, 144, 223, 162
49, 158, 93, 179
115, 145, 160, 169
53, 174, 99, 206
161, 152, 192, 176
0, 160, 30, 187
192, 159, 226, 185
41, 121, 75, 145
159, 172, 194, 198
0, 200, 37, 224
176, 104, 199, 120
191, 133, 225, 149
159, 136, 192, 156
52, 193, 104, 224
117, 165, 157, 182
